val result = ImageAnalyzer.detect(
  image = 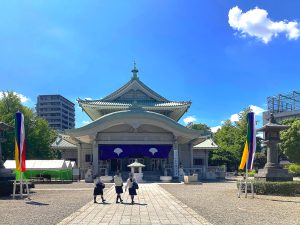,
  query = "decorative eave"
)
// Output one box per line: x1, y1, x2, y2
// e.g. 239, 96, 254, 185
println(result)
77, 100, 191, 121
66, 110, 204, 144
